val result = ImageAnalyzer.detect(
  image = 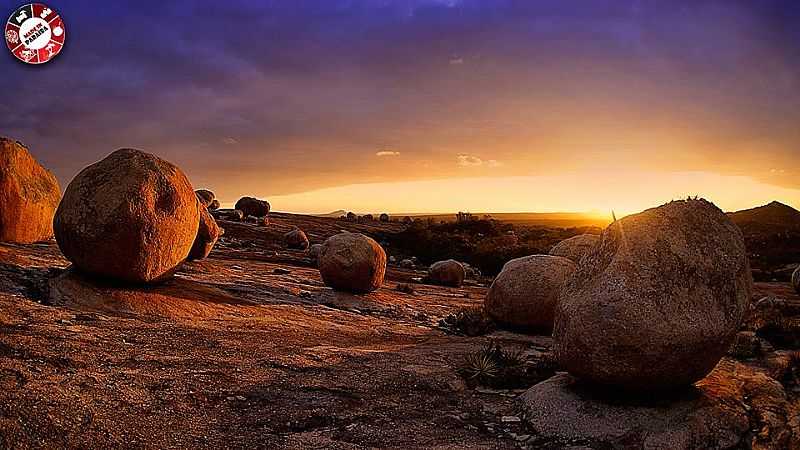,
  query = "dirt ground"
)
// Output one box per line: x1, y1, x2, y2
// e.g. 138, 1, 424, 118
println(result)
0, 213, 798, 449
